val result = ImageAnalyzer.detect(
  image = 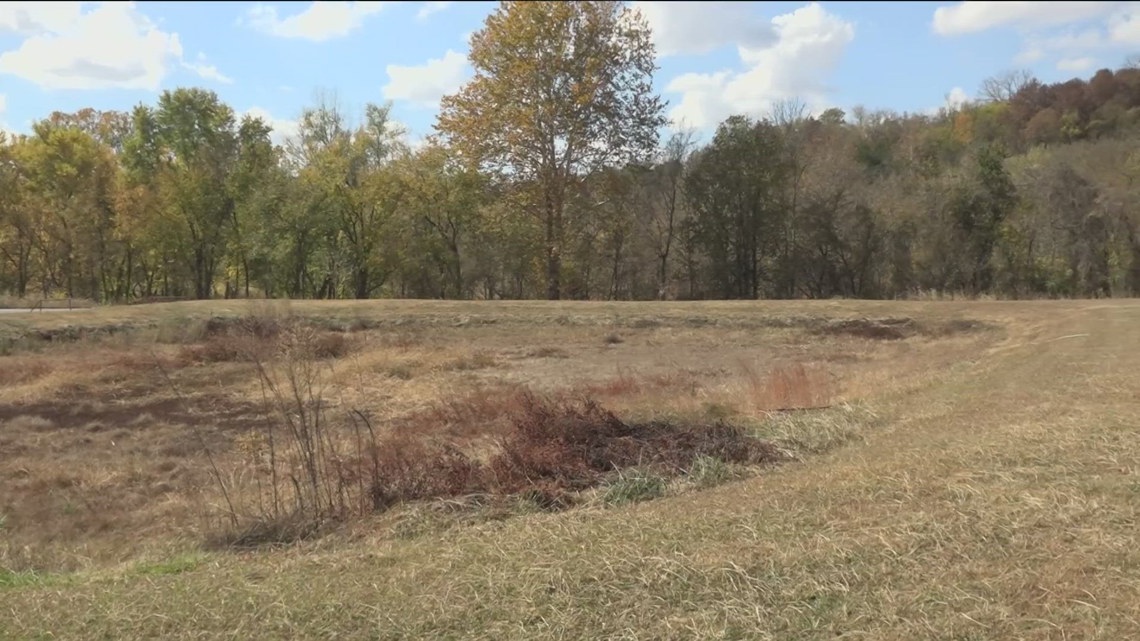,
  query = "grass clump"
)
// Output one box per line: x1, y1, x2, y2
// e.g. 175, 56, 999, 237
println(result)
0, 569, 43, 590
602, 468, 668, 506
751, 402, 881, 456
687, 454, 736, 488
